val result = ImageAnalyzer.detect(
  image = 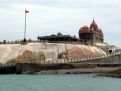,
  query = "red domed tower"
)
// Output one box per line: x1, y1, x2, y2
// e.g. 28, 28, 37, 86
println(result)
79, 19, 104, 45
90, 19, 98, 30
